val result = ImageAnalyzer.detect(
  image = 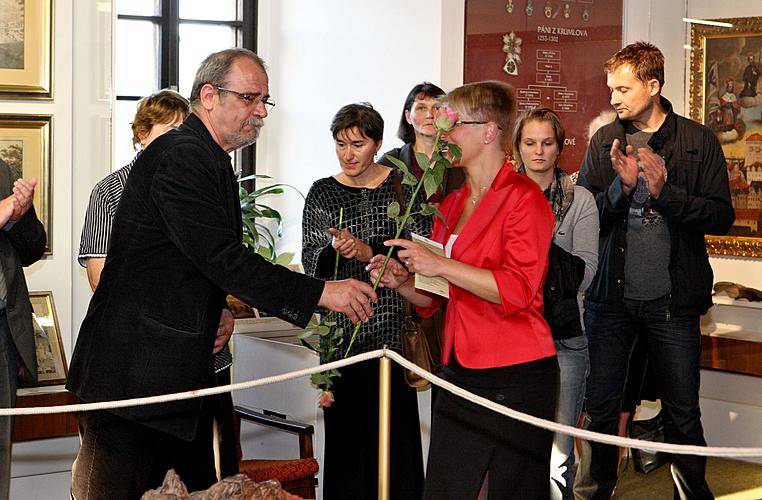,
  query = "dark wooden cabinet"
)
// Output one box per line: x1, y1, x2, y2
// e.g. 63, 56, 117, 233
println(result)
12, 388, 79, 442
